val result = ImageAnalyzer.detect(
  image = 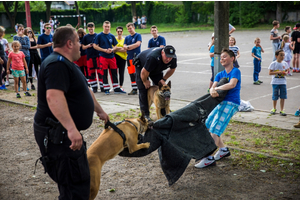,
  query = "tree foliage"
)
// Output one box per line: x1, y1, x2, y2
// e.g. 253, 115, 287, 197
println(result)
1, 1, 300, 29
